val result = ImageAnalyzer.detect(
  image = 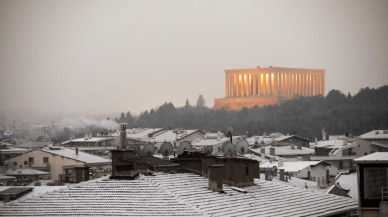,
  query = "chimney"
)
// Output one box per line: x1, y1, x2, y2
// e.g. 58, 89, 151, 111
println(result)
84, 134, 88, 140
274, 141, 279, 146
70, 134, 72, 141
278, 158, 283, 167
74, 166, 91, 183
217, 131, 221, 141
261, 147, 265, 155
315, 138, 317, 143
265, 169, 271, 180
263, 132, 267, 137
208, 165, 224, 192
261, 153, 266, 159
291, 144, 295, 149
297, 144, 302, 150
260, 141, 265, 148
72, 134, 75, 139
279, 169, 285, 181
119, 123, 127, 150
343, 138, 347, 145
89, 133, 92, 139
51, 141, 54, 147
76, 147, 78, 155
270, 147, 275, 156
